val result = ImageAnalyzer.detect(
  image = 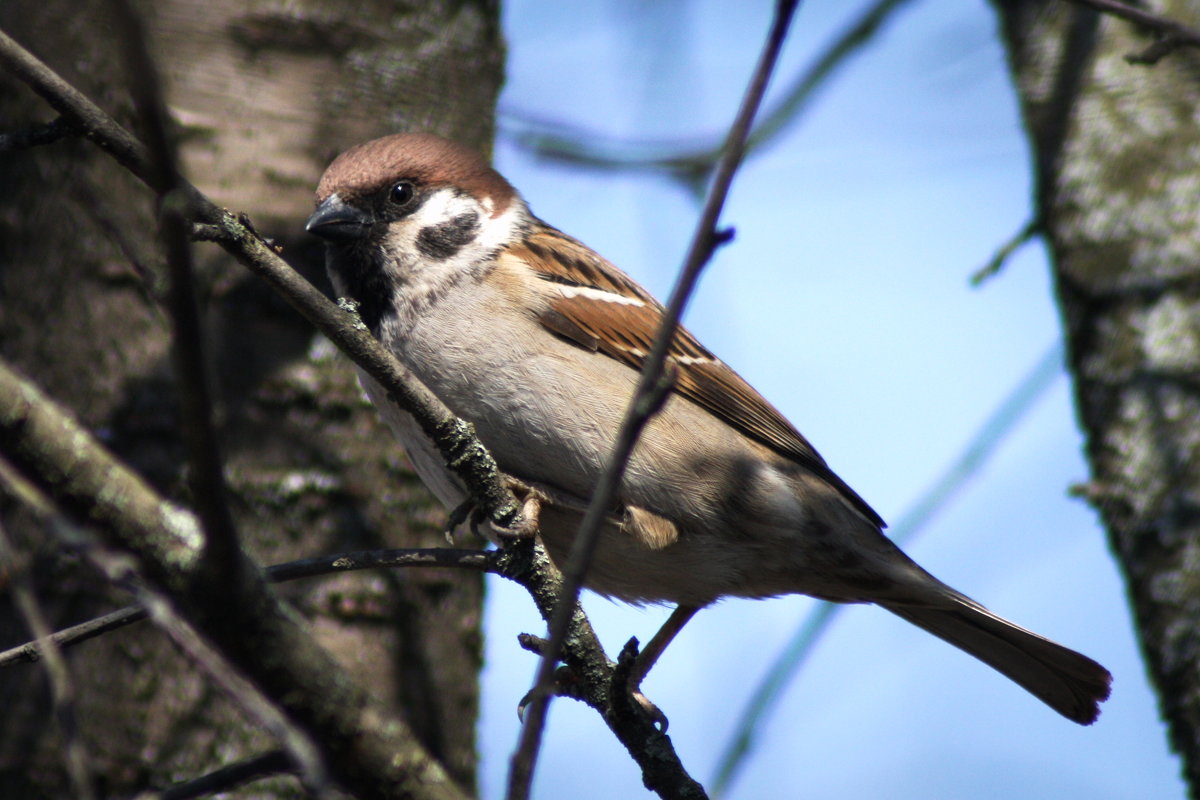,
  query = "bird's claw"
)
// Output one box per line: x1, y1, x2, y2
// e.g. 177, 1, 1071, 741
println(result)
628, 688, 668, 731
443, 498, 474, 543
615, 637, 669, 731
516, 665, 580, 721
492, 477, 548, 541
